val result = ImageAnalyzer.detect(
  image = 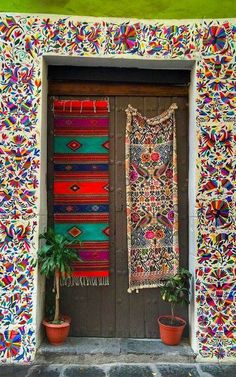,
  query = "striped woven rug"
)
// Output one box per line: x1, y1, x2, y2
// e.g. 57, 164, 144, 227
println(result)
53, 99, 110, 286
